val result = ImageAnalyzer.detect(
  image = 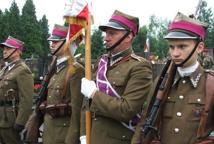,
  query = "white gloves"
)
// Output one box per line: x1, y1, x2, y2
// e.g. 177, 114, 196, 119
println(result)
81, 78, 97, 99
80, 135, 86, 144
